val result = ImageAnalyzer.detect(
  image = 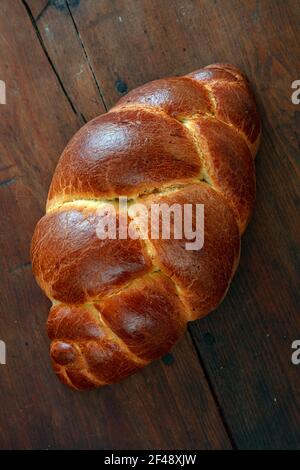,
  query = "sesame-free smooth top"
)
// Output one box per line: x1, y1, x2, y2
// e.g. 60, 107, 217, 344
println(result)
31, 64, 261, 390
